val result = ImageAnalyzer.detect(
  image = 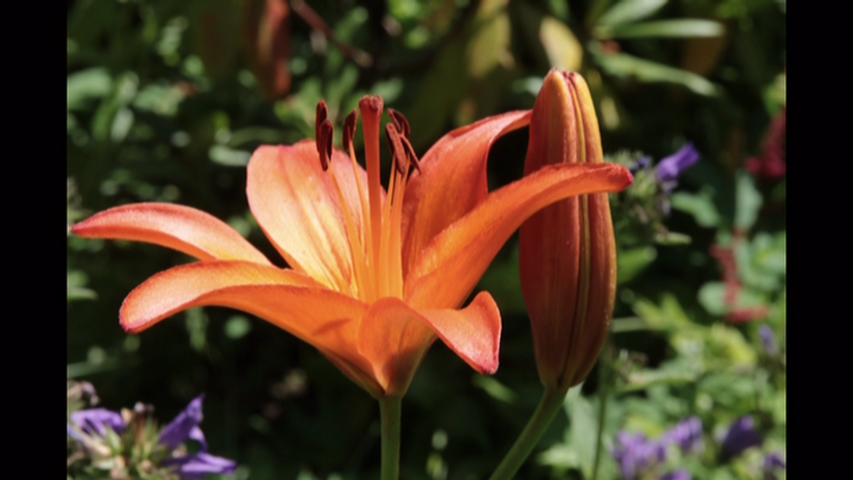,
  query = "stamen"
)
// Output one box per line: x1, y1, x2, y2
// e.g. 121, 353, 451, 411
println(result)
317, 119, 334, 171
387, 109, 411, 139
384, 123, 409, 176
343, 109, 359, 152
400, 135, 421, 173
315, 100, 329, 144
